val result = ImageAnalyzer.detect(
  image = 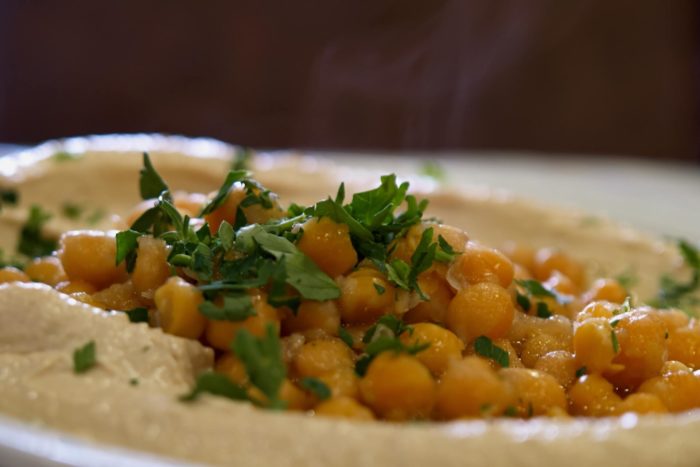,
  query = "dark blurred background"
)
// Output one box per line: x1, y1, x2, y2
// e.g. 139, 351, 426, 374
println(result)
0, 1, 698, 161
